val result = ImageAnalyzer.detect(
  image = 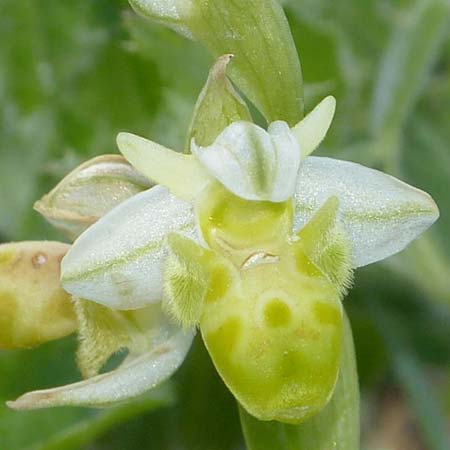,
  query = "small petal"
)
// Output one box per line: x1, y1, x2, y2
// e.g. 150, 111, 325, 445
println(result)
129, 0, 193, 38
291, 96, 336, 159
74, 299, 173, 379
117, 132, 211, 201
7, 329, 194, 409
192, 121, 301, 202
163, 233, 214, 328
74, 299, 133, 379
294, 157, 439, 267
0, 241, 76, 349
296, 197, 353, 297
34, 155, 152, 240
61, 186, 199, 309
